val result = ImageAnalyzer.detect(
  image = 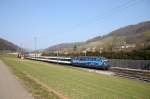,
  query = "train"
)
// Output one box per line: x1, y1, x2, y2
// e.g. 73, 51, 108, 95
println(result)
71, 56, 109, 69
27, 56, 109, 69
